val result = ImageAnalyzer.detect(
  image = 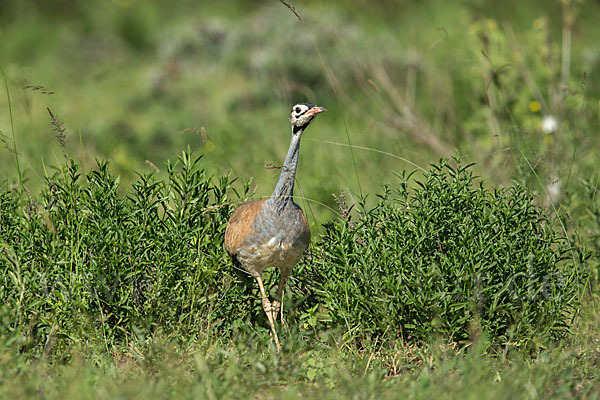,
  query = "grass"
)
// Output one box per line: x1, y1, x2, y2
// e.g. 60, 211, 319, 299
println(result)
1, 322, 599, 399
2, 0, 600, 398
